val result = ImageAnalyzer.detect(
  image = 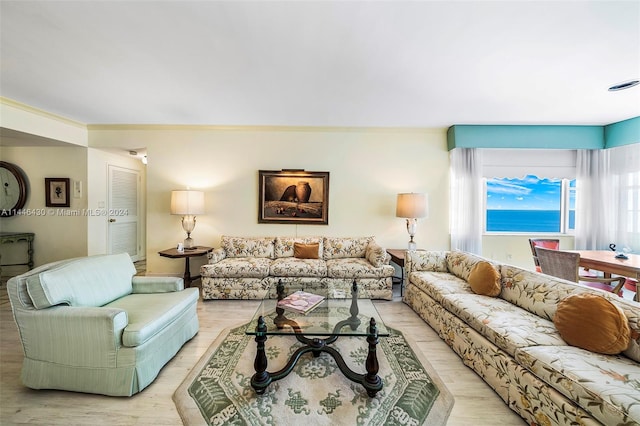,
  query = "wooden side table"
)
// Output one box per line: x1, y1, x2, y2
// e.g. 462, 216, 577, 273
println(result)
158, 246, 213, 288
386, 249, 406, 296
1, 232, 35, 278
